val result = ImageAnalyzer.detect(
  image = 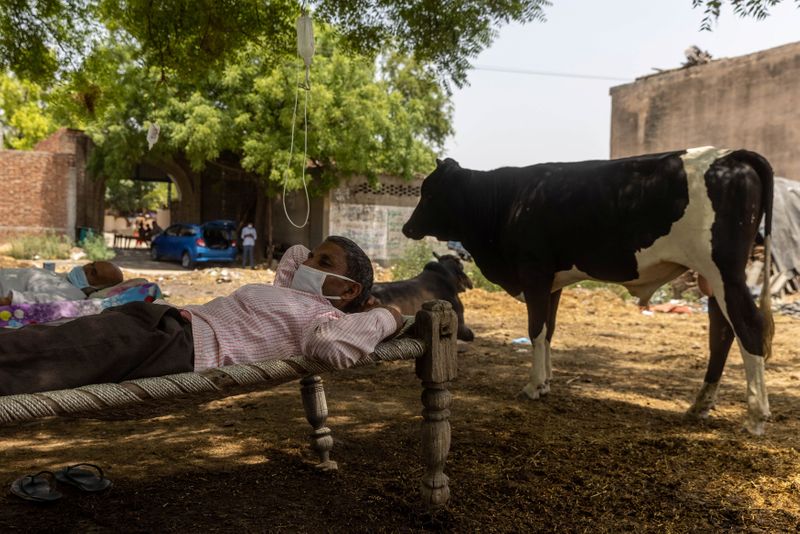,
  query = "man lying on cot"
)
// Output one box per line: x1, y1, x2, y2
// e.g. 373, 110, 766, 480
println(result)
0, 261, 124, 305
0, 236, 403, 395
